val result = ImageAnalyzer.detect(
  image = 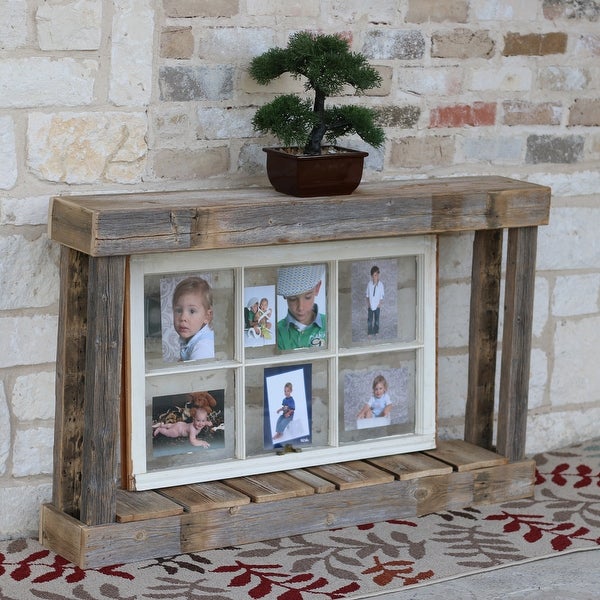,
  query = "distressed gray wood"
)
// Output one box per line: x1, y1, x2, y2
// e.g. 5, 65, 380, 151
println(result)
80, 255, 126, 526
465, 229, 503, 450
497, 226, 538, 461
49, 177, 551, 256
